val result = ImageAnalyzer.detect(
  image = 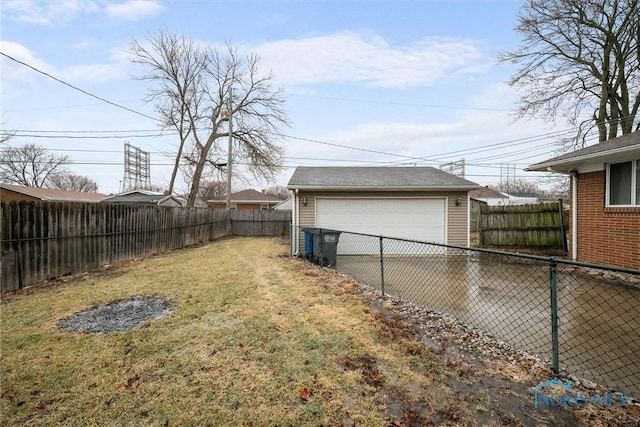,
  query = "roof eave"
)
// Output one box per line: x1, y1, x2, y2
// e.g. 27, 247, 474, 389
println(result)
526, 145, 640, 173
288, 185, 480, 192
